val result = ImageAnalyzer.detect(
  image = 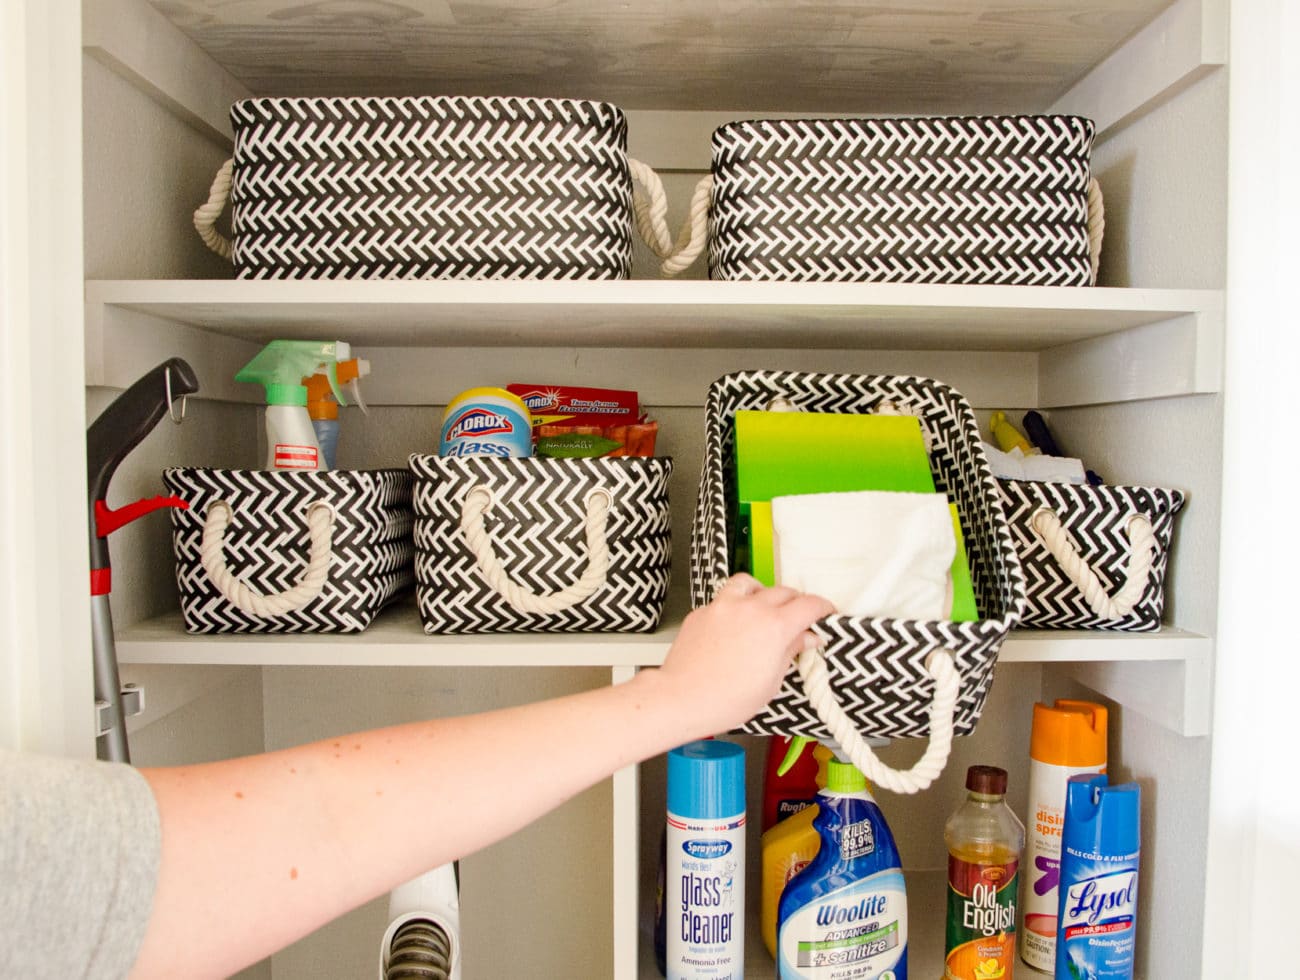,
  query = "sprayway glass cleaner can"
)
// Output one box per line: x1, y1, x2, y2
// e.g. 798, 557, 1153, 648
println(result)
666, 740, 746, 980
438, 387, 532, 458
